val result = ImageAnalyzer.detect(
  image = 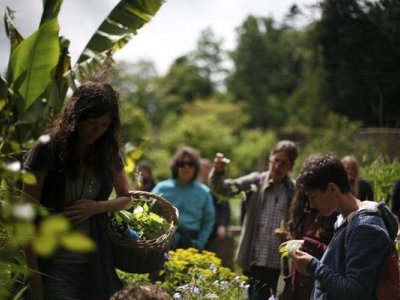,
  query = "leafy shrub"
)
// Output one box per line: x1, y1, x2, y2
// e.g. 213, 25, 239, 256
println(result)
117, 248, 249, 300
363, 158, 400, 208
